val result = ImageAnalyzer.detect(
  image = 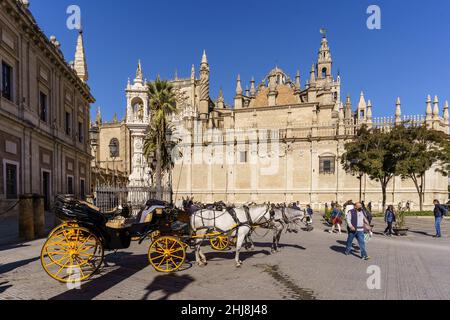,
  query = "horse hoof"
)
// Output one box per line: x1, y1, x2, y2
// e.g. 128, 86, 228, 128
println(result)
236, 263, 242, 268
